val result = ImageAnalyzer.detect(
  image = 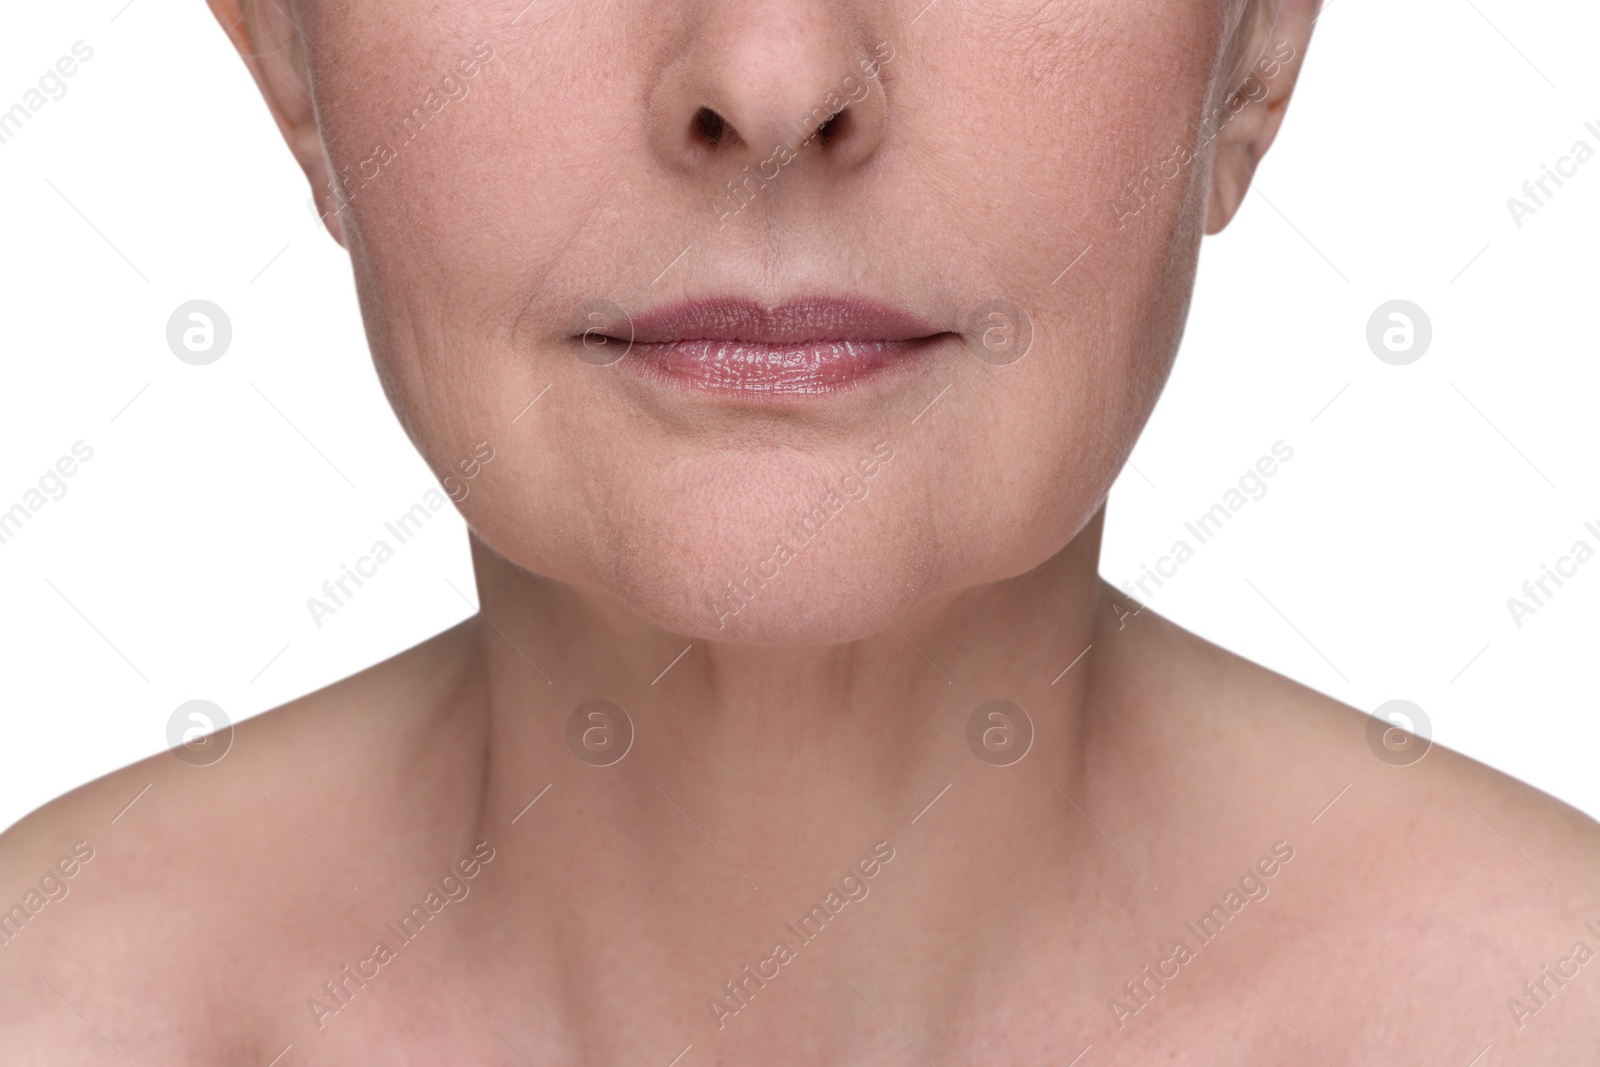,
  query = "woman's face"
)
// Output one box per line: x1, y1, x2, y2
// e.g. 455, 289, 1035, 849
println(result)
261, 0, 1291, 643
